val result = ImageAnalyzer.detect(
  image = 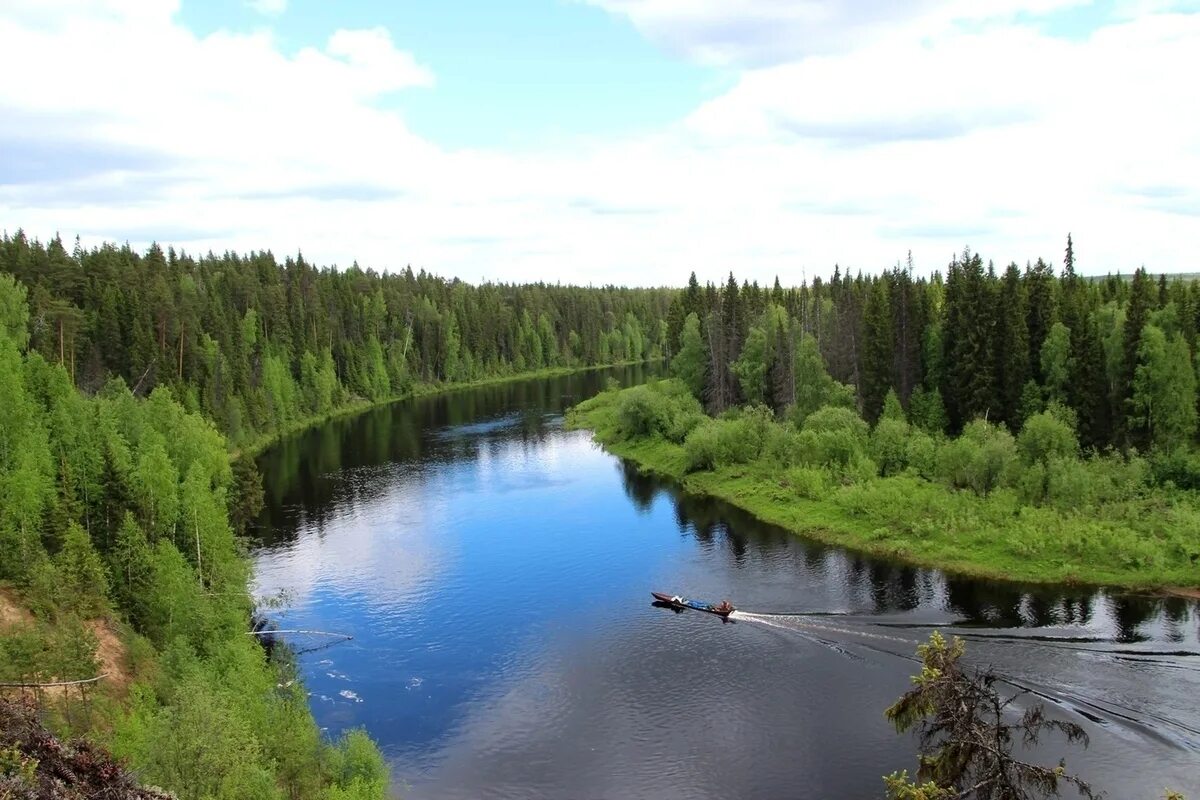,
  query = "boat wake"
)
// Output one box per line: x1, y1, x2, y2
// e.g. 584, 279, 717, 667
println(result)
731, 610, 1200, 753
